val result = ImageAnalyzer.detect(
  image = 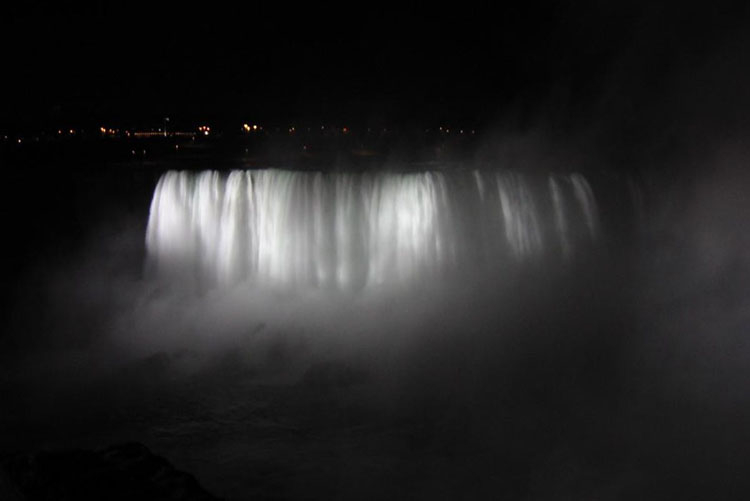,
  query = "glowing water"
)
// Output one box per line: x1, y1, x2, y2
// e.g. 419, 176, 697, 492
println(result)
146, 169, 600, 289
